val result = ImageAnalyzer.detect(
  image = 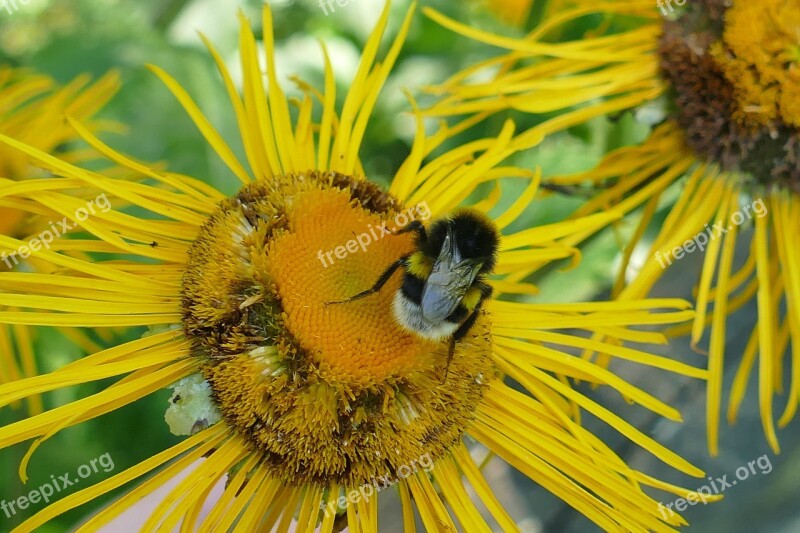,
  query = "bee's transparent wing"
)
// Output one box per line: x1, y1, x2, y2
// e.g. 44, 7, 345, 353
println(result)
421, 259, 483, 322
